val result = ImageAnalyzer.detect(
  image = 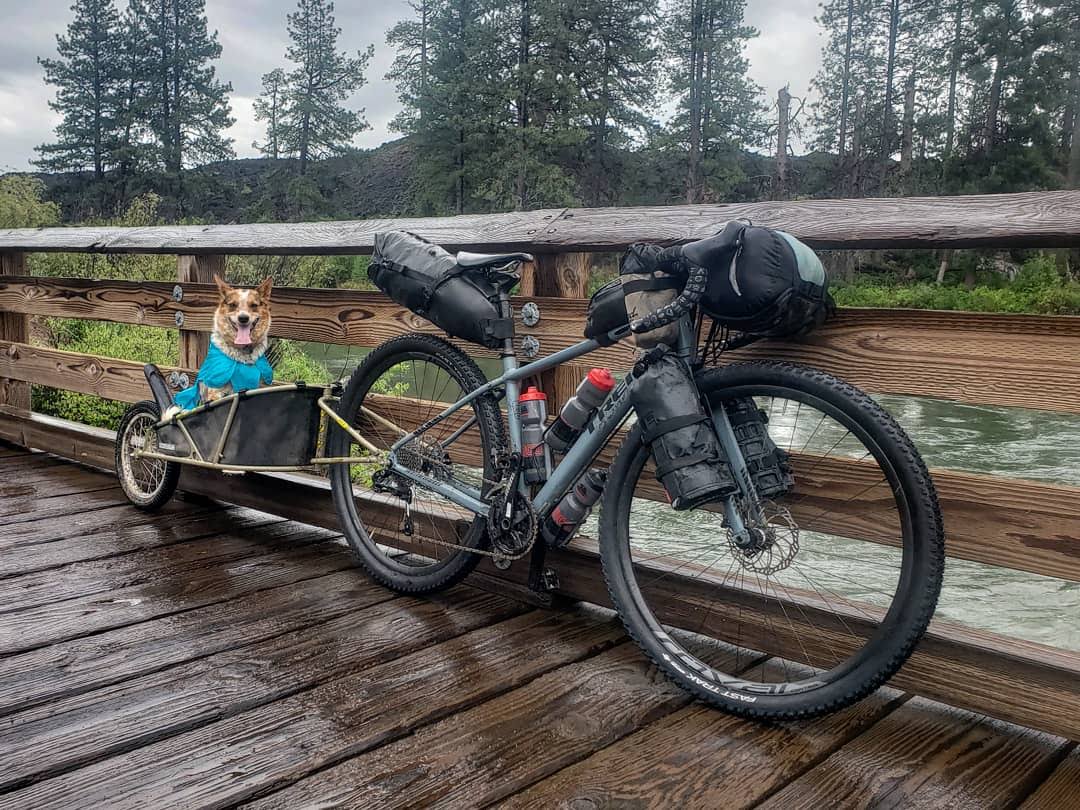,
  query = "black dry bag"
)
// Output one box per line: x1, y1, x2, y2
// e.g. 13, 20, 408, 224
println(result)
630, 348, 736, 511
685, 221, 833, 338
369, 231, 513, 349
